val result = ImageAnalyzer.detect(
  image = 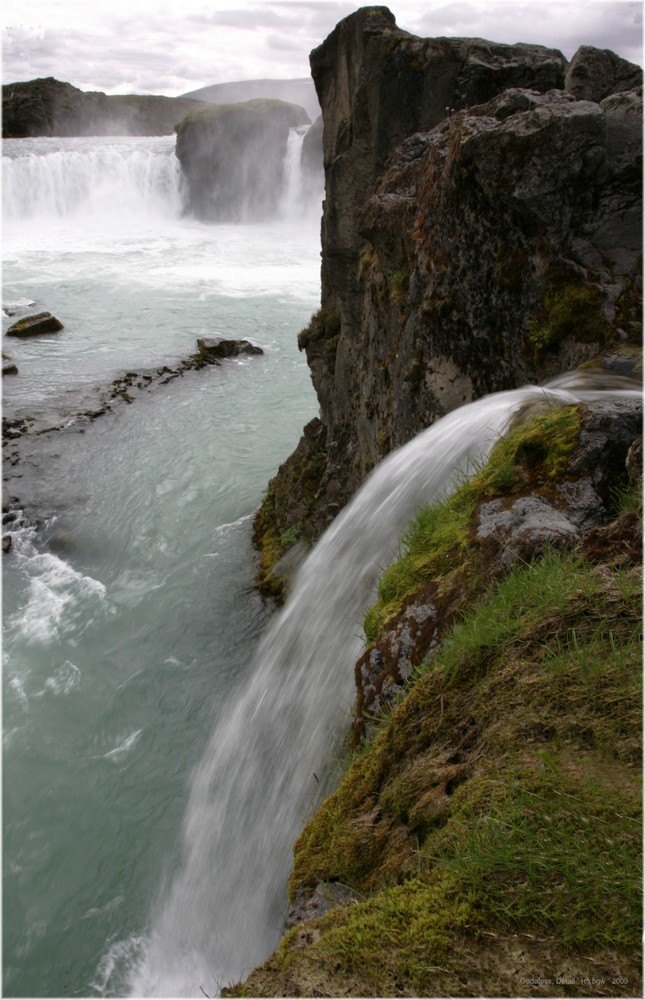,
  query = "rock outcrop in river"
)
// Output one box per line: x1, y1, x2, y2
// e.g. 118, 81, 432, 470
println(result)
255, 6, 642, 592
174, 98, 311, 221
2, 77, 212, 137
